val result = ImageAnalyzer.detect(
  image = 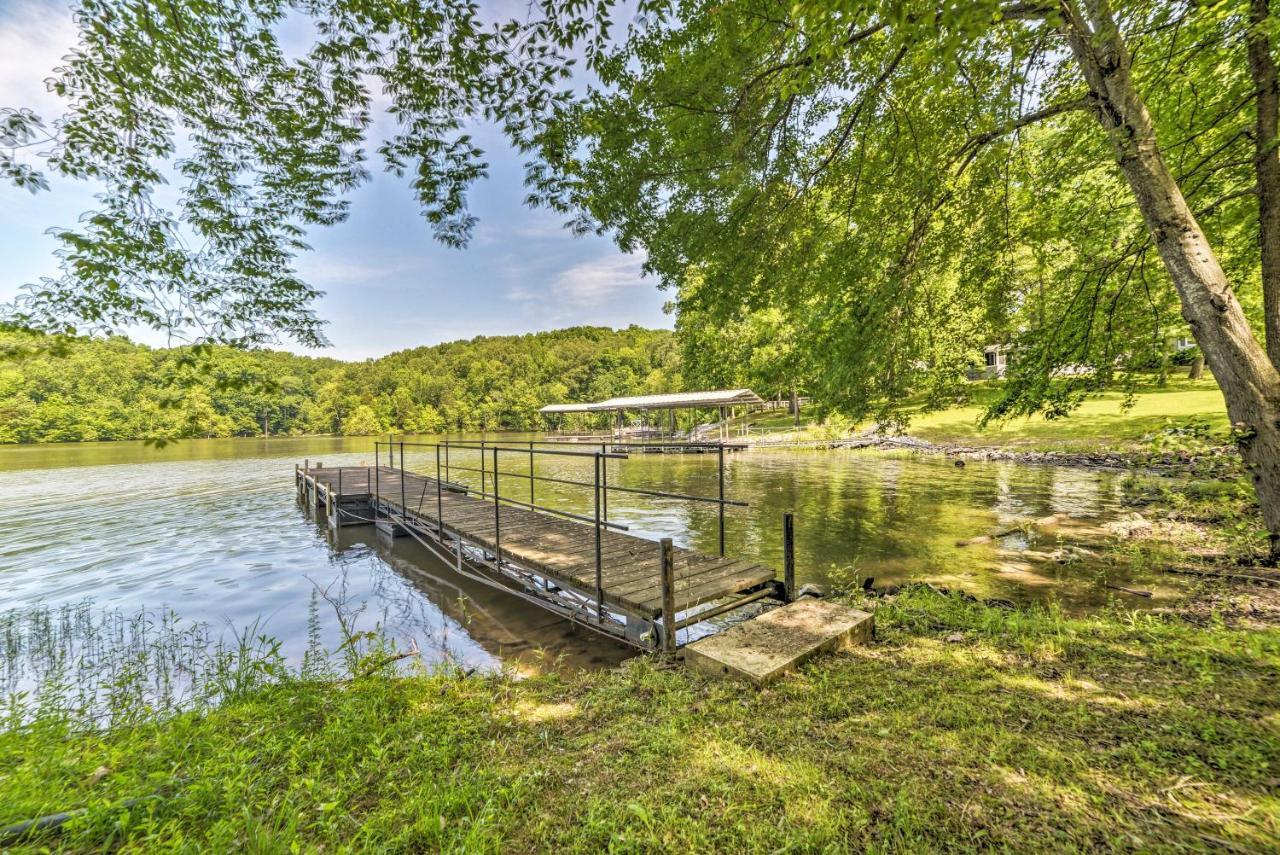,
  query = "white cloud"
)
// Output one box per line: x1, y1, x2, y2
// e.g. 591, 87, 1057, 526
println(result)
0, 1, 76, 116
294, 253, 421, 286
550, 252, 647, 307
